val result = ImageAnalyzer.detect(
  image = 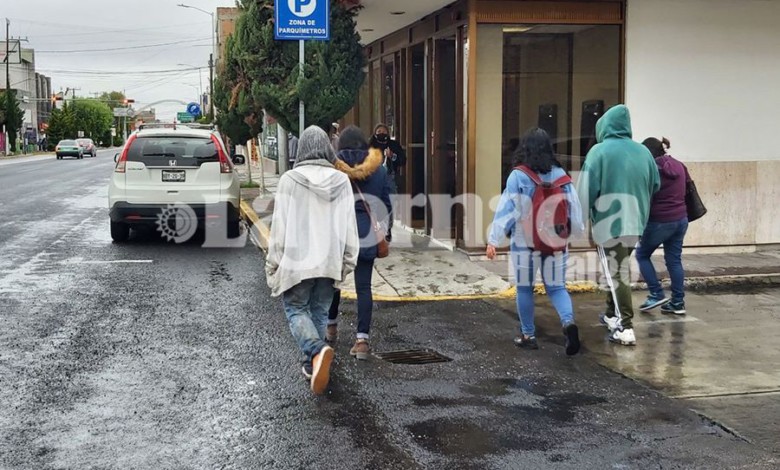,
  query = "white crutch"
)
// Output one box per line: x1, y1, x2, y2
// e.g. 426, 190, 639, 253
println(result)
597, 244, 623, 325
